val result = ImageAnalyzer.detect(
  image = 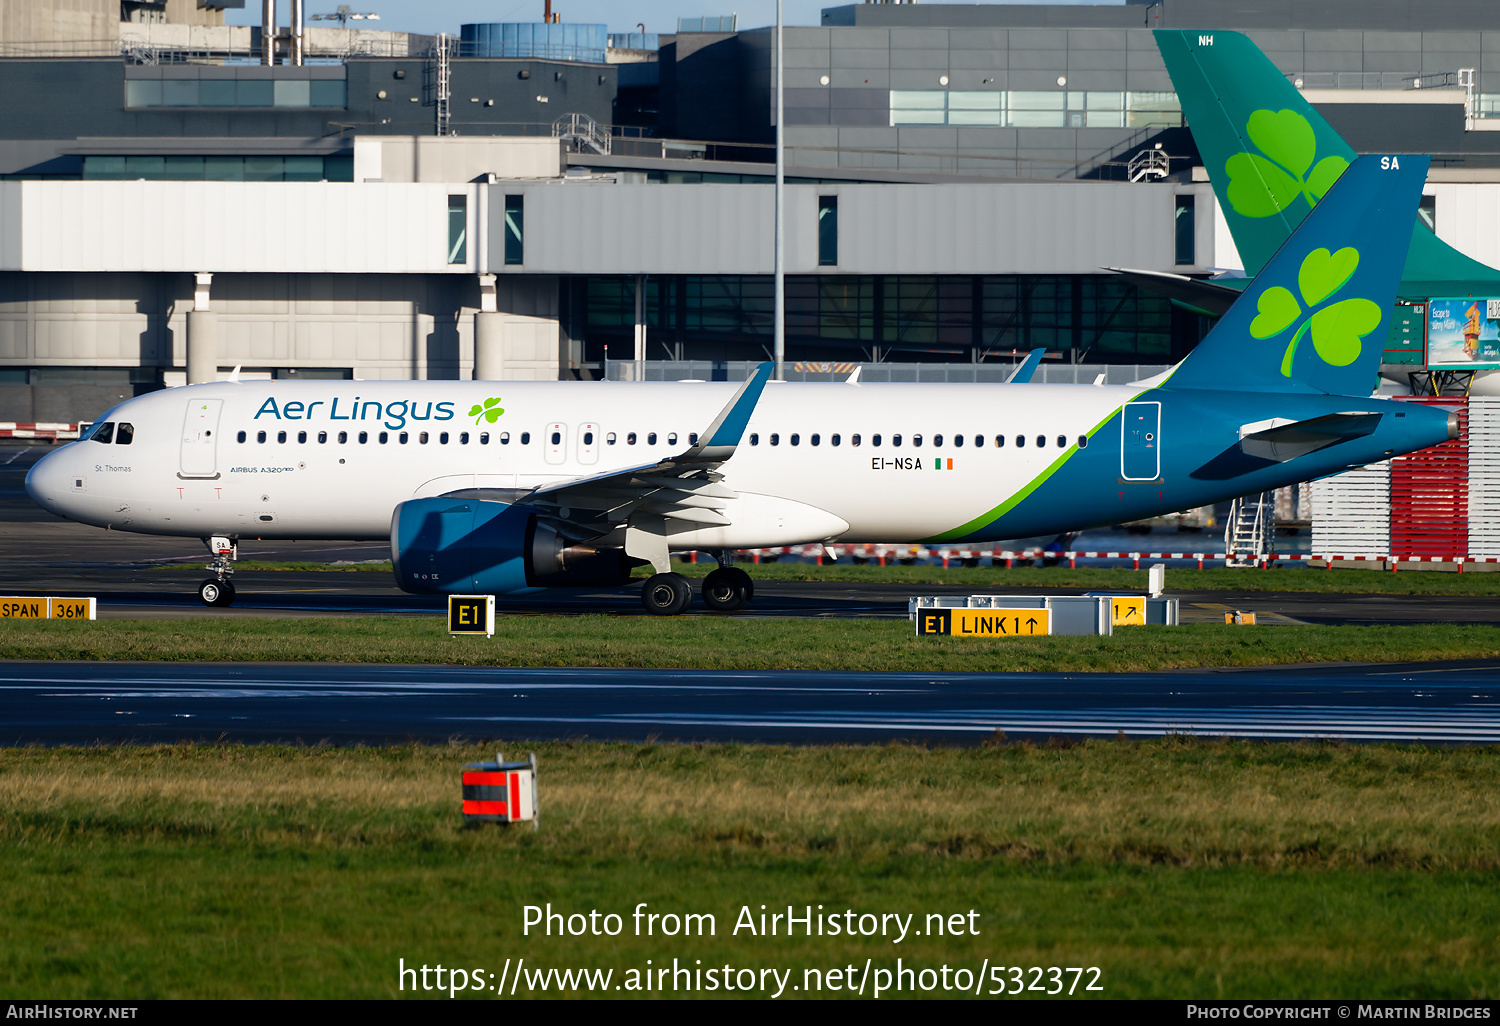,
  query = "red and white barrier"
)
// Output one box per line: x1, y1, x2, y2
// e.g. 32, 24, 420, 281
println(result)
733, 545, 1493, 571
0, 422, 81, 441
